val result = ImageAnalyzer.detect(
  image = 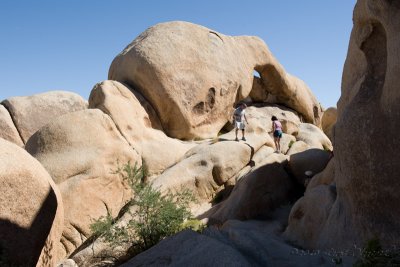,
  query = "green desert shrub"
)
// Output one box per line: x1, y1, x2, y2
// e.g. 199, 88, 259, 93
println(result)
90, 163, 196, 253
179, 219, 206, 233
288, 140, 295, 148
